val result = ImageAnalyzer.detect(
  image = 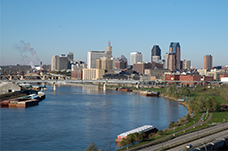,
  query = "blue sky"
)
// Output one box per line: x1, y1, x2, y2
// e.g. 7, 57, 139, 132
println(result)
1, 0, 228, 68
